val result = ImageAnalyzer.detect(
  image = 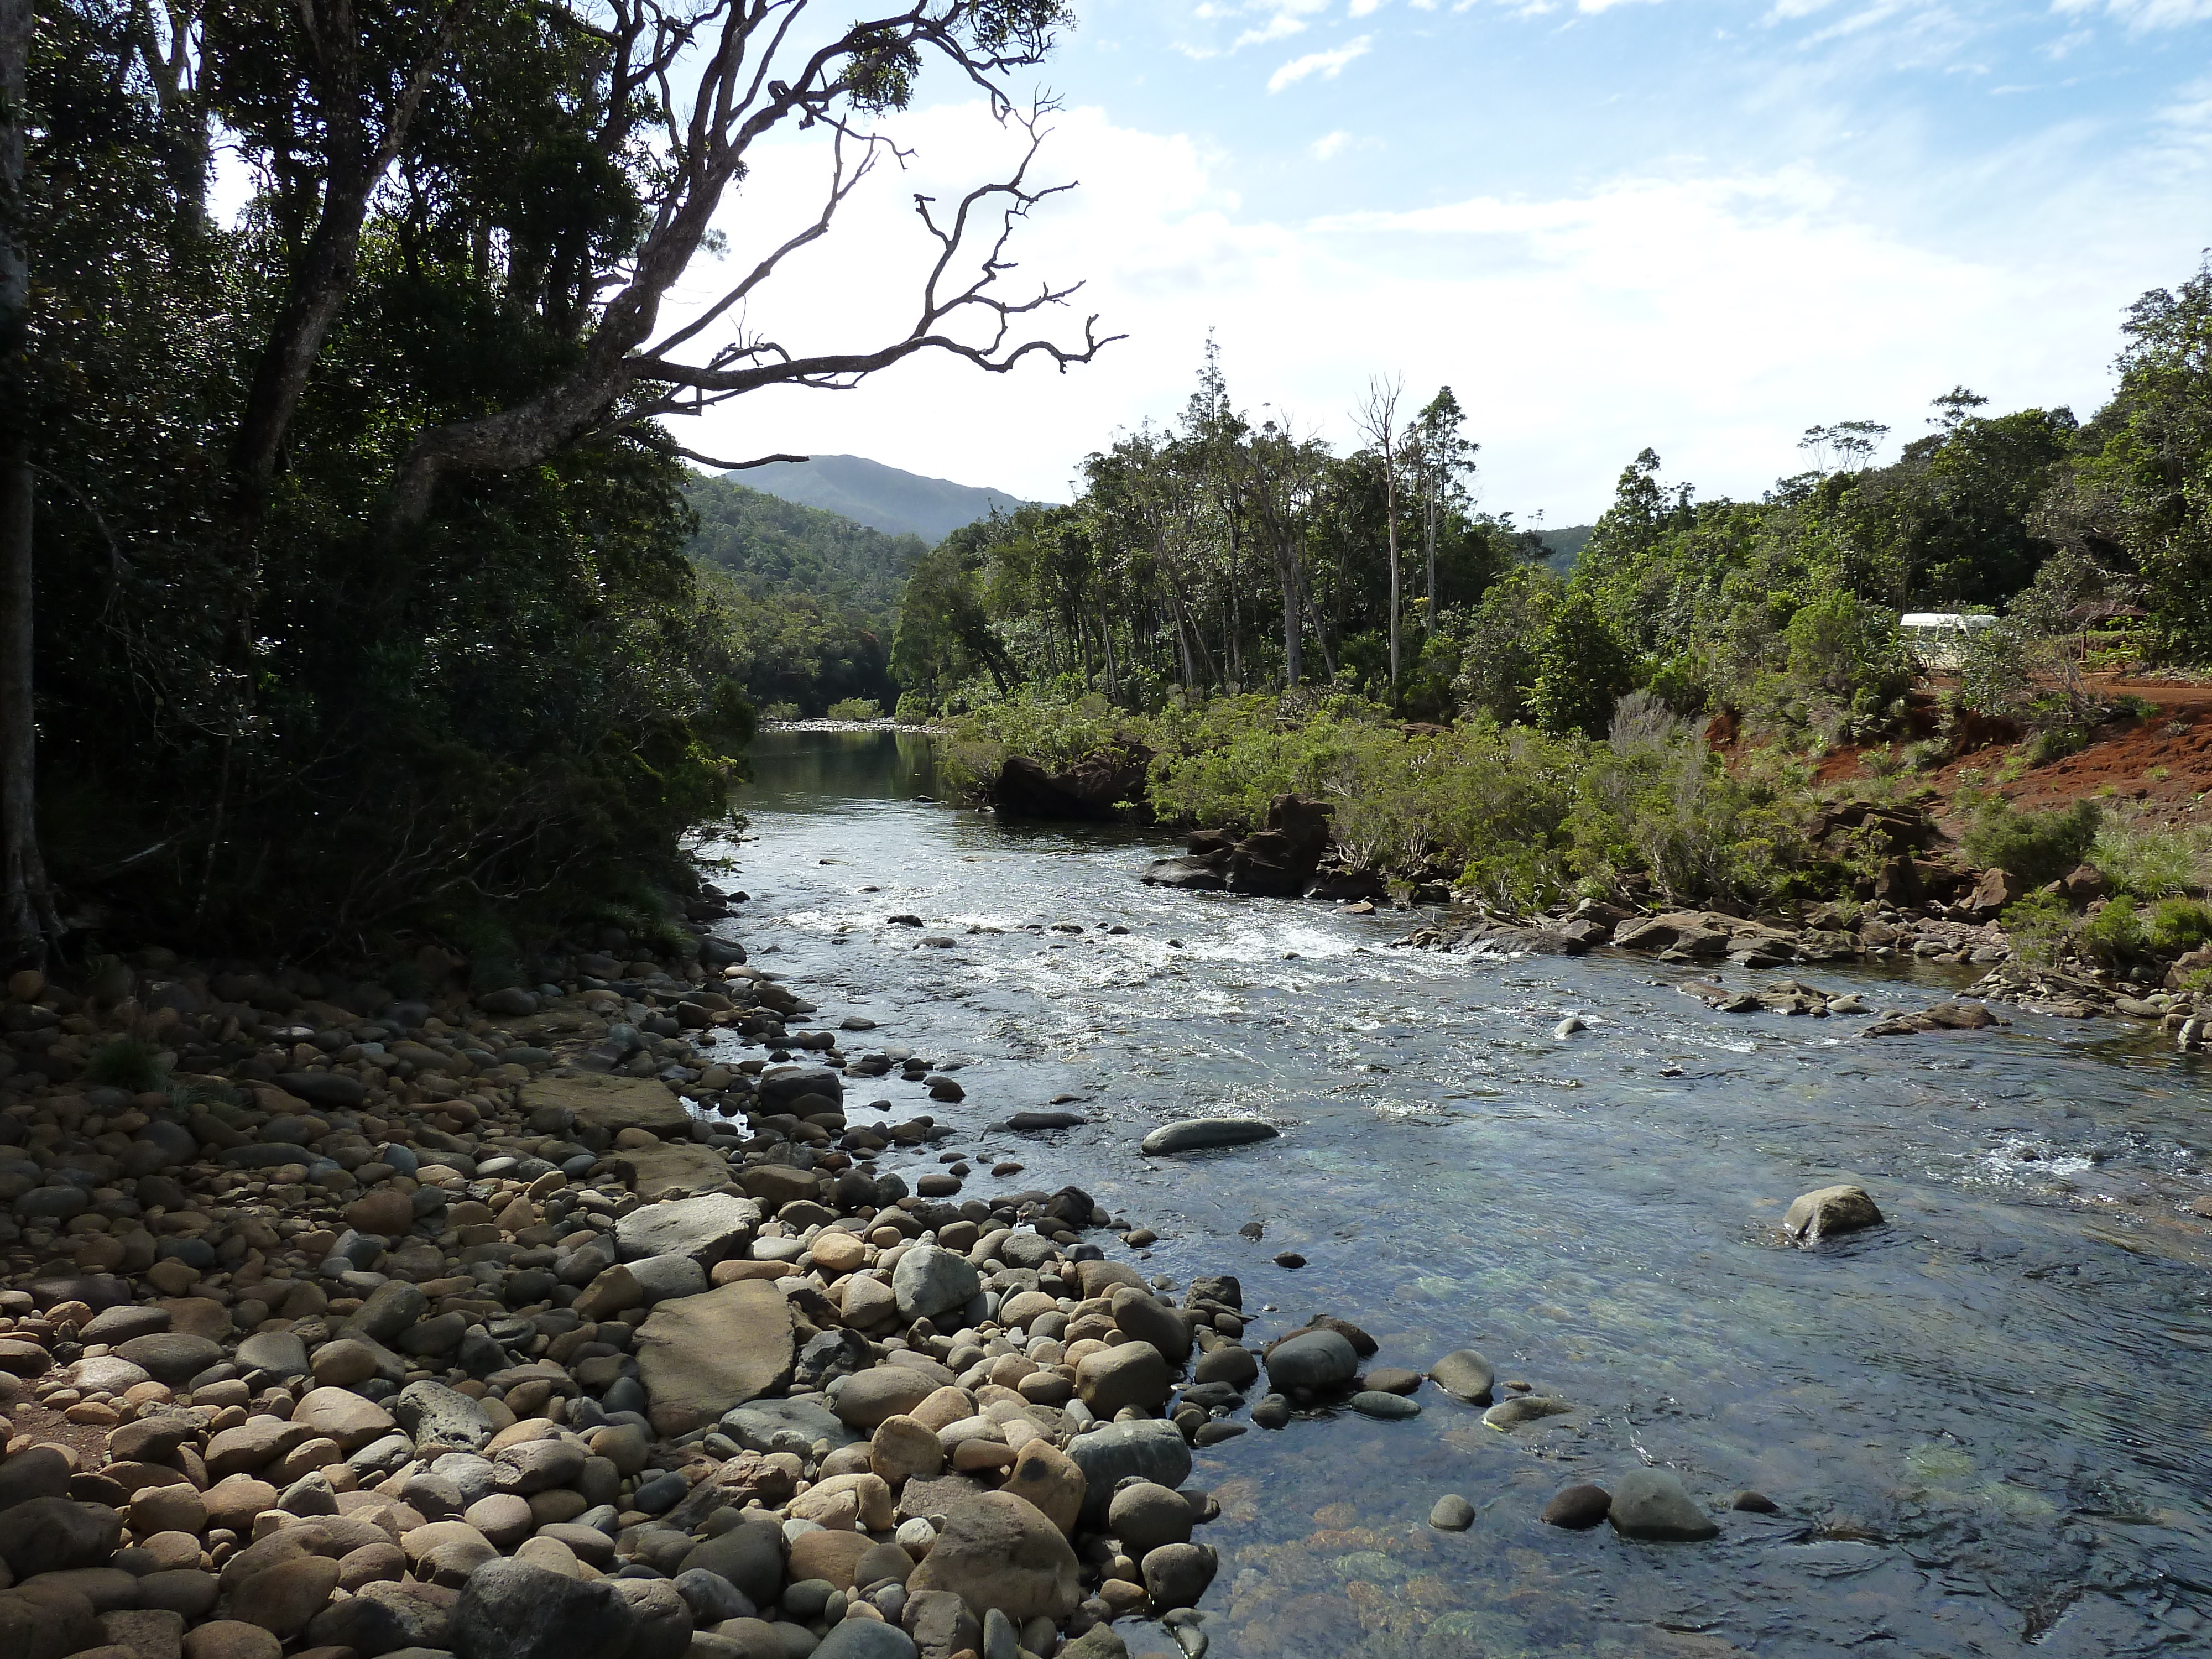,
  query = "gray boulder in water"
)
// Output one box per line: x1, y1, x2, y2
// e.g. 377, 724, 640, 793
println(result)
1140, 1118, 1279, 1155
